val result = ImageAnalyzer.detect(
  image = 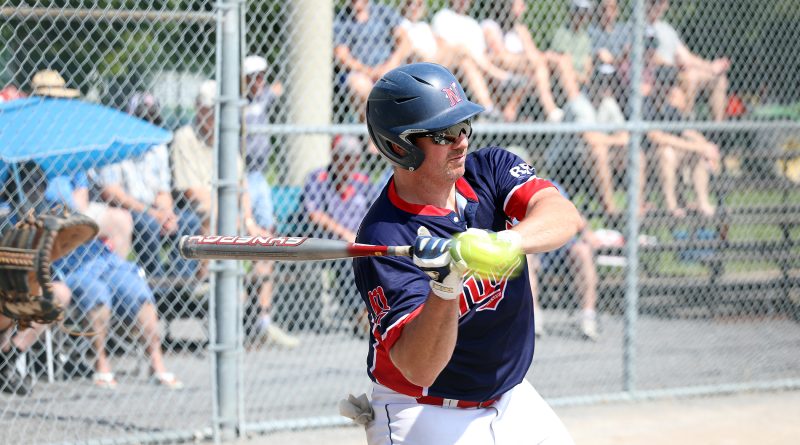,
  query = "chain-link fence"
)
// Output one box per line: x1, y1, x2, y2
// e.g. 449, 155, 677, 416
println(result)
1, 0, 799, 444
